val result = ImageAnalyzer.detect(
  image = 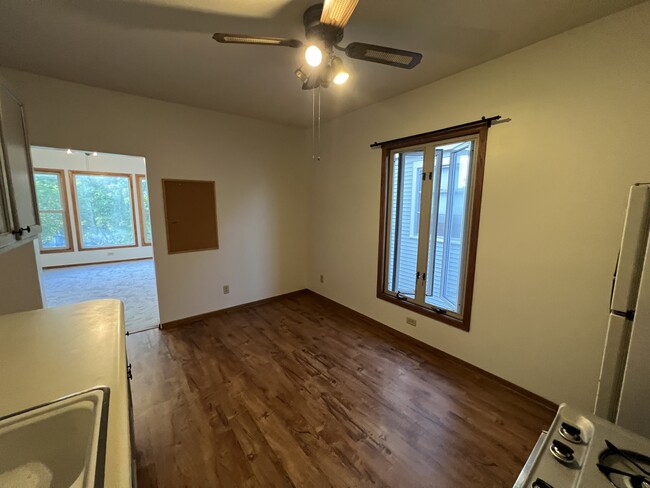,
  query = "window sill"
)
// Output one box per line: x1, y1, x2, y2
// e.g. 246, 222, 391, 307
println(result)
376, 291, 470, 331
40, 247, 74, 254
78, 244, 138, 252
